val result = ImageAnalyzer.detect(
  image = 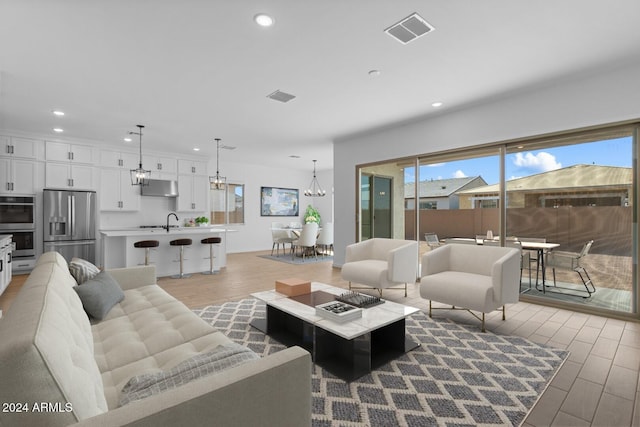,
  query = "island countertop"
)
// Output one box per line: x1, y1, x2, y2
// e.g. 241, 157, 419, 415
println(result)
99, 227, 235, 237
100, 227, 234, 275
